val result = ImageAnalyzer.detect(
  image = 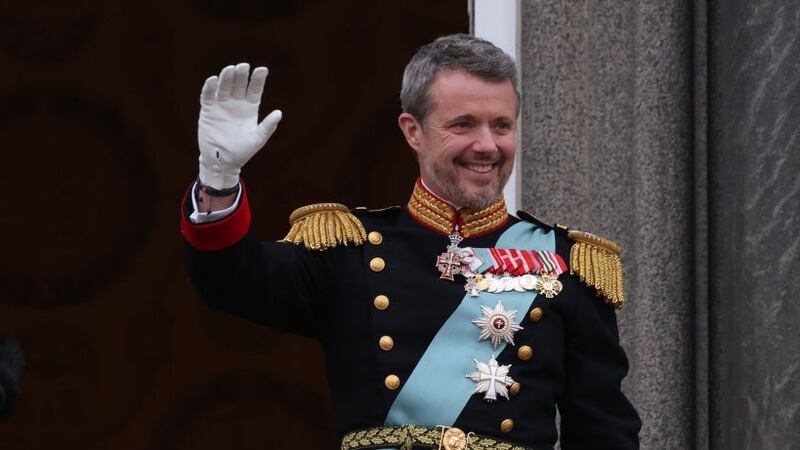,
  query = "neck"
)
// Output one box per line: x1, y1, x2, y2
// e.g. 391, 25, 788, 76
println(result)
419, 177, 461, 209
